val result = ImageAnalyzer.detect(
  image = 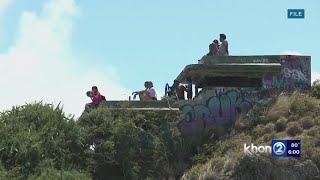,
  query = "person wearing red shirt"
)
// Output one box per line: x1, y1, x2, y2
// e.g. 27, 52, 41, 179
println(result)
85, 86, 103, 112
